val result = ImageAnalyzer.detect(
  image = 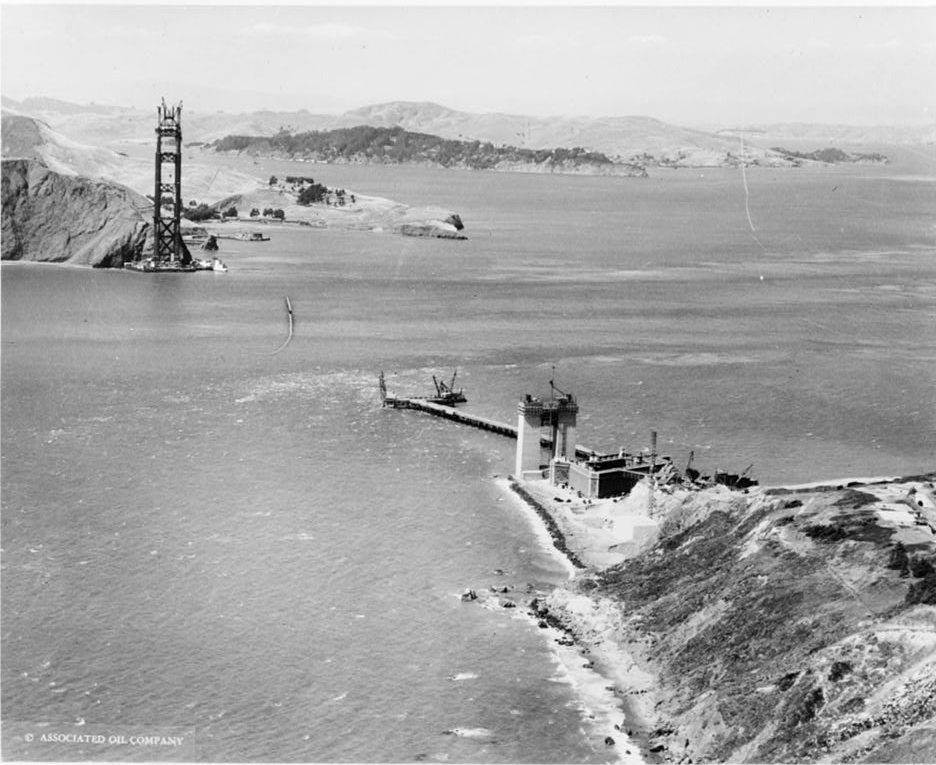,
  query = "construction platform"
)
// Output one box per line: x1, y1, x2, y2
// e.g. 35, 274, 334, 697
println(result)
382, 393, 597, 459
